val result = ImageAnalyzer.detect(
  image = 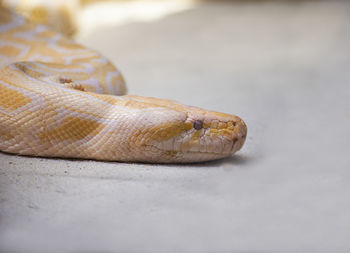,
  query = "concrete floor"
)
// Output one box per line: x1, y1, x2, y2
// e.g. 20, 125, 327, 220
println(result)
1, 1, 350, 252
